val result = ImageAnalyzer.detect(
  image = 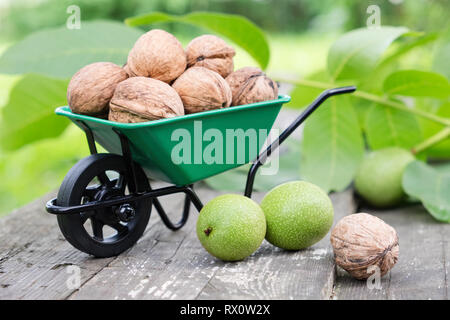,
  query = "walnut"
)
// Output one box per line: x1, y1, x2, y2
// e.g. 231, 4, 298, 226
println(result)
226, 67, 278, 106
109, 77, 184, 123
330, 213, 399, 280
67, 62, 128, 117
172, 67, 232, 114
126, 29, 187, 83
122, 63, 132, 77
186, 35, 235, 78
